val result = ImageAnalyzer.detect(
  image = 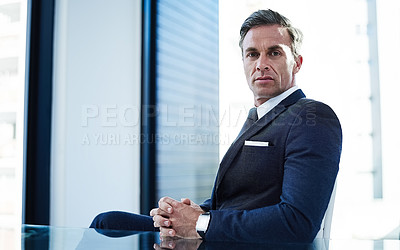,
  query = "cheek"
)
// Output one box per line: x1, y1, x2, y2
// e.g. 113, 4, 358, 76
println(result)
279, 62, 294, 77
243, 63, 253, 78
